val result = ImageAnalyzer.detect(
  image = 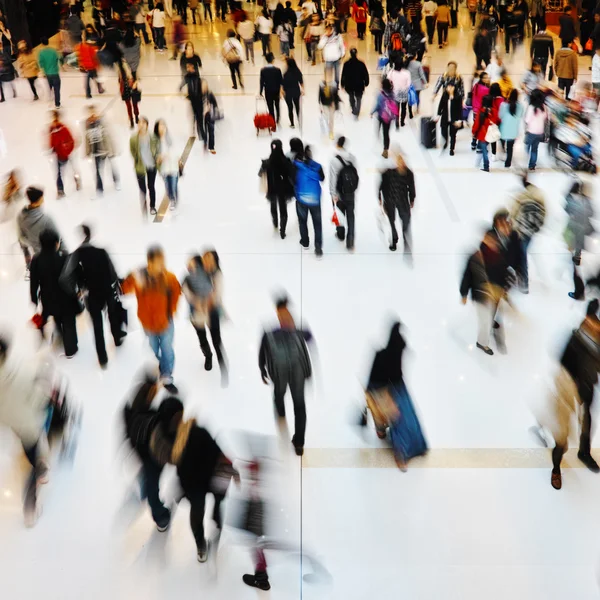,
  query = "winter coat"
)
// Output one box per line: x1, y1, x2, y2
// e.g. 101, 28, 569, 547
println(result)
340, 56, 370, 93
433, 73, 464, 97
0, 54, 15, 82
17, 206, 63, 255
498, 101, 523, 140
480, 229, 520, 289
294, 158, 325, 206
259, 155, 295, 201
437, 92, 463, 127
16, 51, 39, 78
511, 183, 546, 239
560, 326, 600, 406
379, 168, 416, 215
119, 38, 141, 73
554, 47, 578, 80
76, 42, 99, 72
460, 250, 491, 304
130, 132, 159, 176
49, 123, 75, 161
471, 81, 490, 114
180, 53, 202, 76
565, 193, 594, 253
